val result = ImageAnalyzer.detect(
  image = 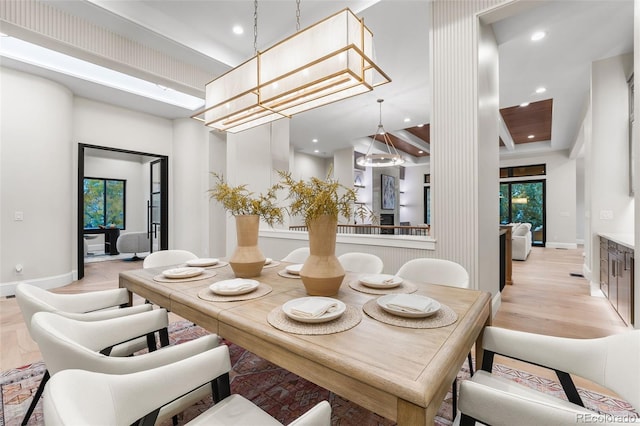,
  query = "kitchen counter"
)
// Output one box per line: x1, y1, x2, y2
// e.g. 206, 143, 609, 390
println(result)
599, 232, 635, 250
